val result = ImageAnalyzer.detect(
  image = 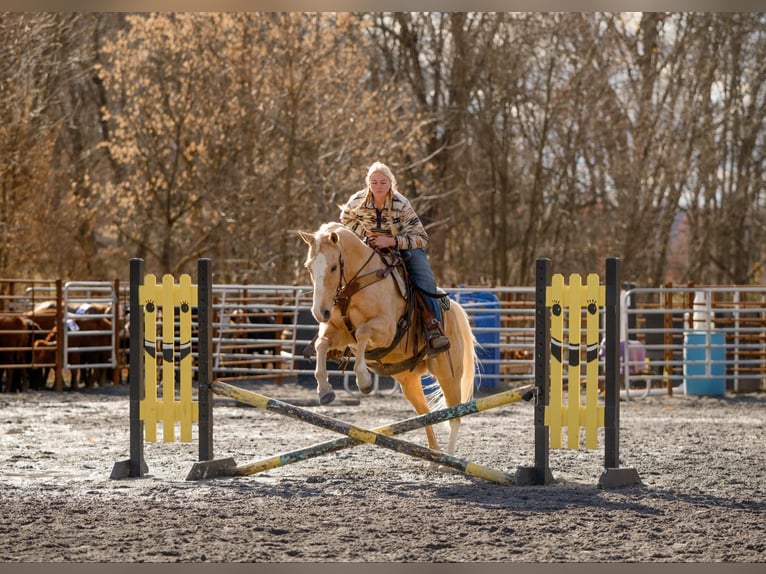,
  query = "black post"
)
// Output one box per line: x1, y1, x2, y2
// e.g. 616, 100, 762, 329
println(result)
599, 257, 641, 488
604, 257, 620, 468
197, 258, 214, 462
110, 258, 148, 479
186, 258, 238, 480
516, 257, 554, 485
